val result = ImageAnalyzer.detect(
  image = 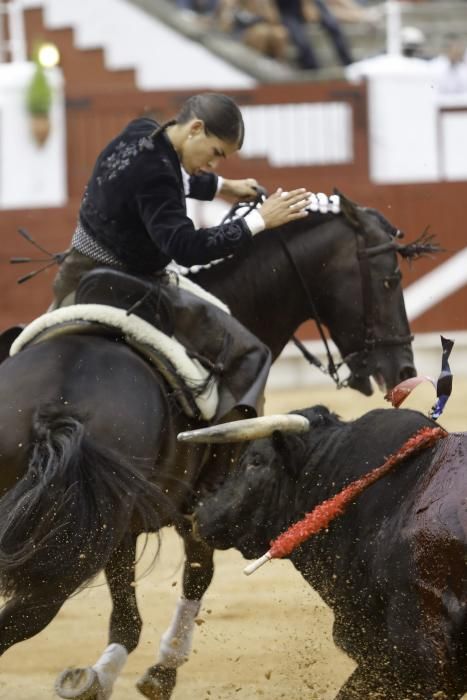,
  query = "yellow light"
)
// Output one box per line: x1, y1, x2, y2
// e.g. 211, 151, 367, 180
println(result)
37, 43, 60, 69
